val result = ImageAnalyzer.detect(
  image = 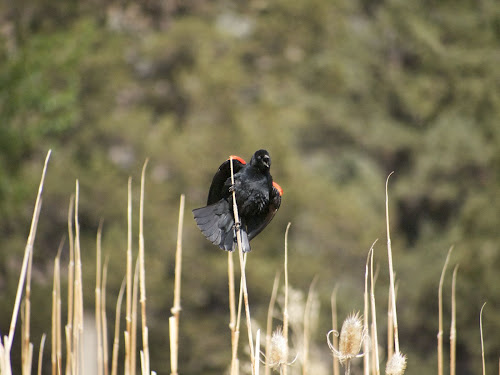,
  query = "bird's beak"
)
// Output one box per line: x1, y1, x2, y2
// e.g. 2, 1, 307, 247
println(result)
263, 157, 270, 168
